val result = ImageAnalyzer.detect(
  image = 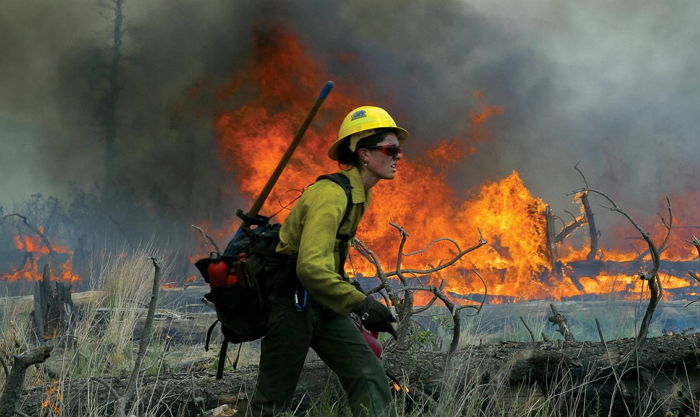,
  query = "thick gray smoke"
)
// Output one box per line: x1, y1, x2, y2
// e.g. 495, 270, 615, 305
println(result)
1, 0, 699, 233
